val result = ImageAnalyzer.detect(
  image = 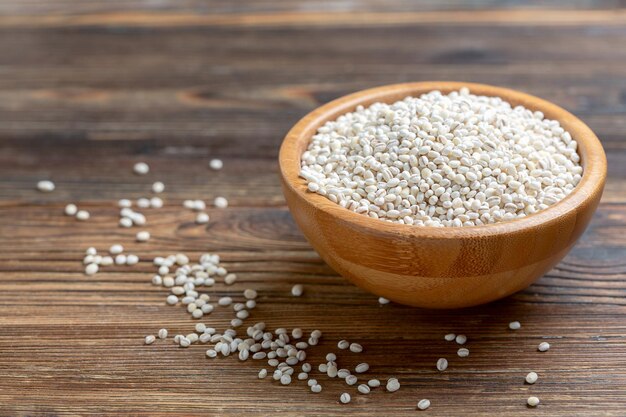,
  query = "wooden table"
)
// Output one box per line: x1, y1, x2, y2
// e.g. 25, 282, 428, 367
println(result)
1, 2, 625, 416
